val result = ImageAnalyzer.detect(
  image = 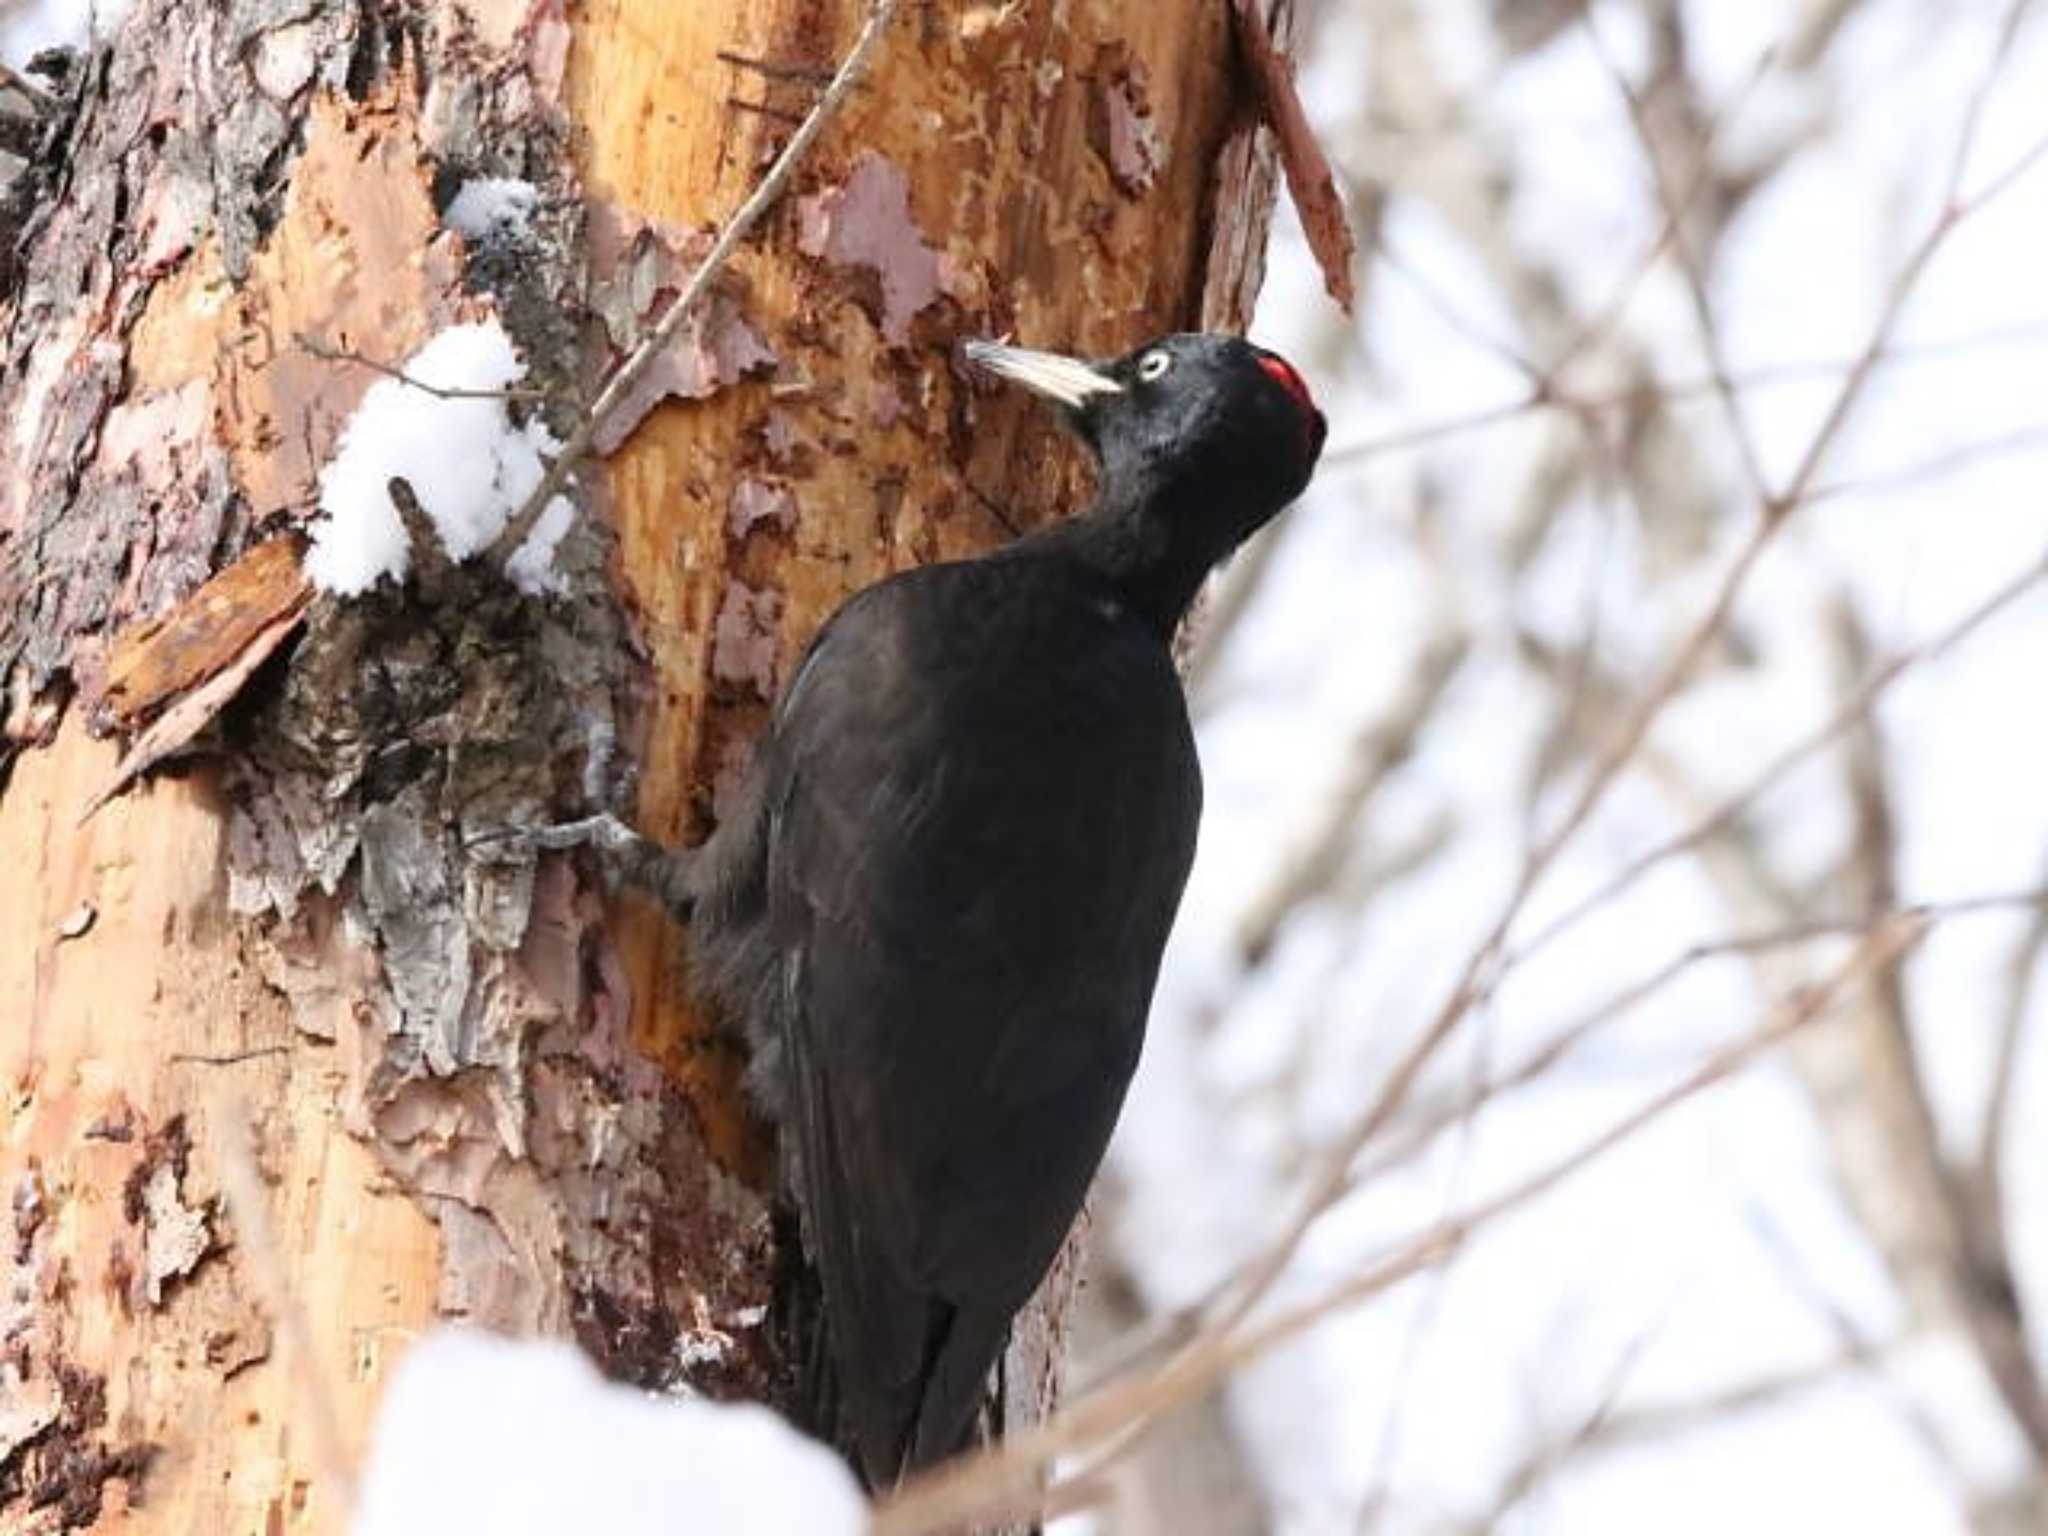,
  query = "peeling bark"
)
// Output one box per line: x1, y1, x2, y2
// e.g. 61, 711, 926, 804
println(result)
0, 0, 1295, 1527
